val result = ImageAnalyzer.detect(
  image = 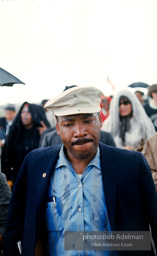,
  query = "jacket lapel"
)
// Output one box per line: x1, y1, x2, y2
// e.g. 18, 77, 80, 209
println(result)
36, 146, 61, 211
34, 146, 61, 243
99, 143, 116, 230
